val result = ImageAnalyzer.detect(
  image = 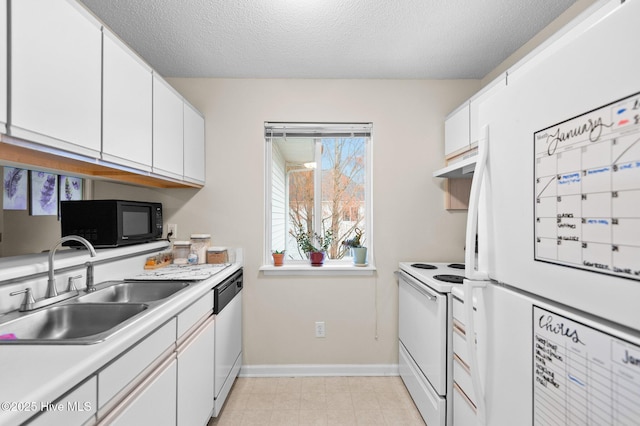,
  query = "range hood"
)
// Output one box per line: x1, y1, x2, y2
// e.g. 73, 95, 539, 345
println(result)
433, 152, 477, 178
